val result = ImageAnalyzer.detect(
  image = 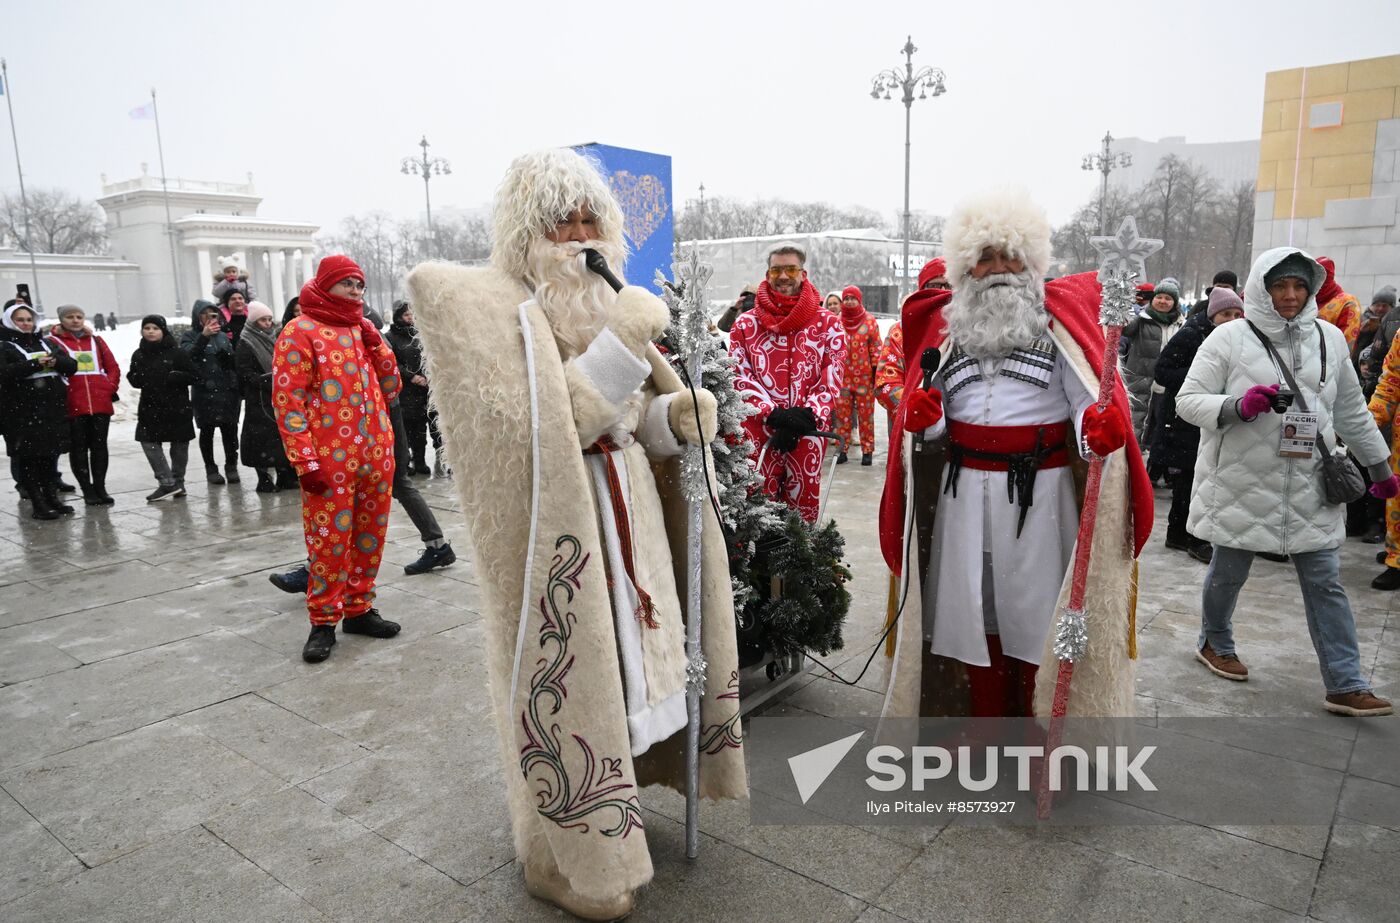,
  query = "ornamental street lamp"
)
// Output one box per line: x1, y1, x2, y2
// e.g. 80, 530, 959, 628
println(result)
1082, 131, 1132, 235
401, 136, 451, 259
871, 35, 946, 305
